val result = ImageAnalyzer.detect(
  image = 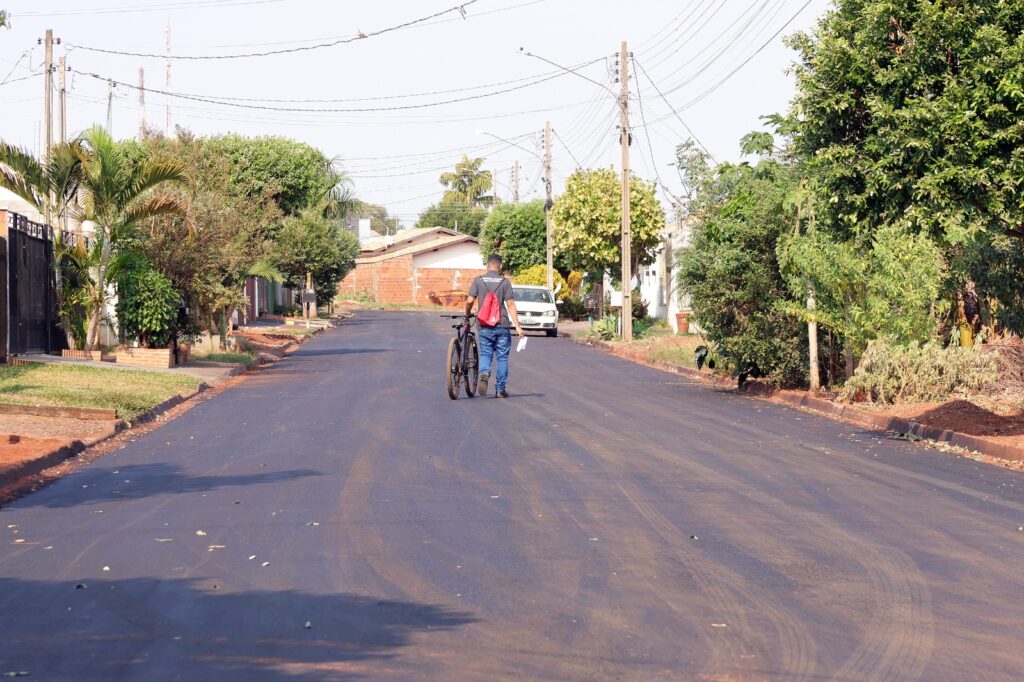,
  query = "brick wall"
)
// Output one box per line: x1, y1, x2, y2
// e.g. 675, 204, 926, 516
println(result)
338, 258, 485, 308
117, 347, 174, 369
